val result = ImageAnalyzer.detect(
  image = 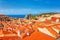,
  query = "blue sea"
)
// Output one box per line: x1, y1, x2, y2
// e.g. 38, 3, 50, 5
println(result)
6, 15, 25, 18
